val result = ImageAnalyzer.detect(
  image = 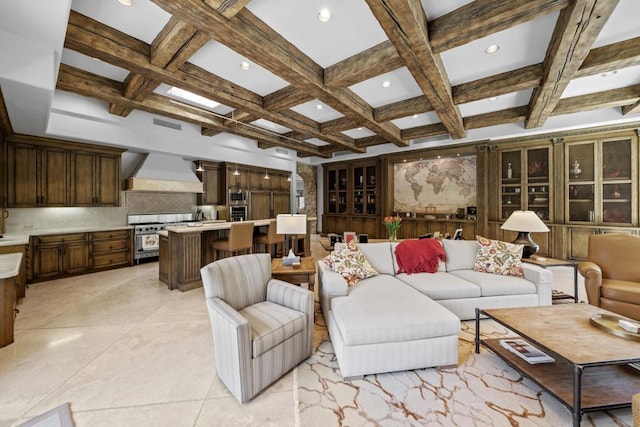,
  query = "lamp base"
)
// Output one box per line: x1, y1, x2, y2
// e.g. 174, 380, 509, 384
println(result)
511, 231, 538, 258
